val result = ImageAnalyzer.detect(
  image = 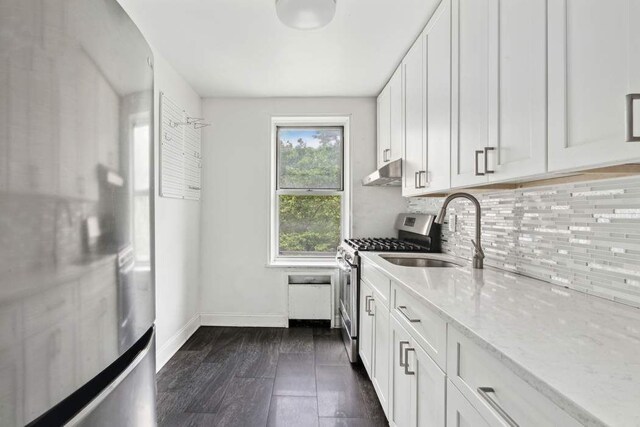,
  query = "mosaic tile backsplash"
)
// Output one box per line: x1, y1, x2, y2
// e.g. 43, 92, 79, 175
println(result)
407, 176, 640, 309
